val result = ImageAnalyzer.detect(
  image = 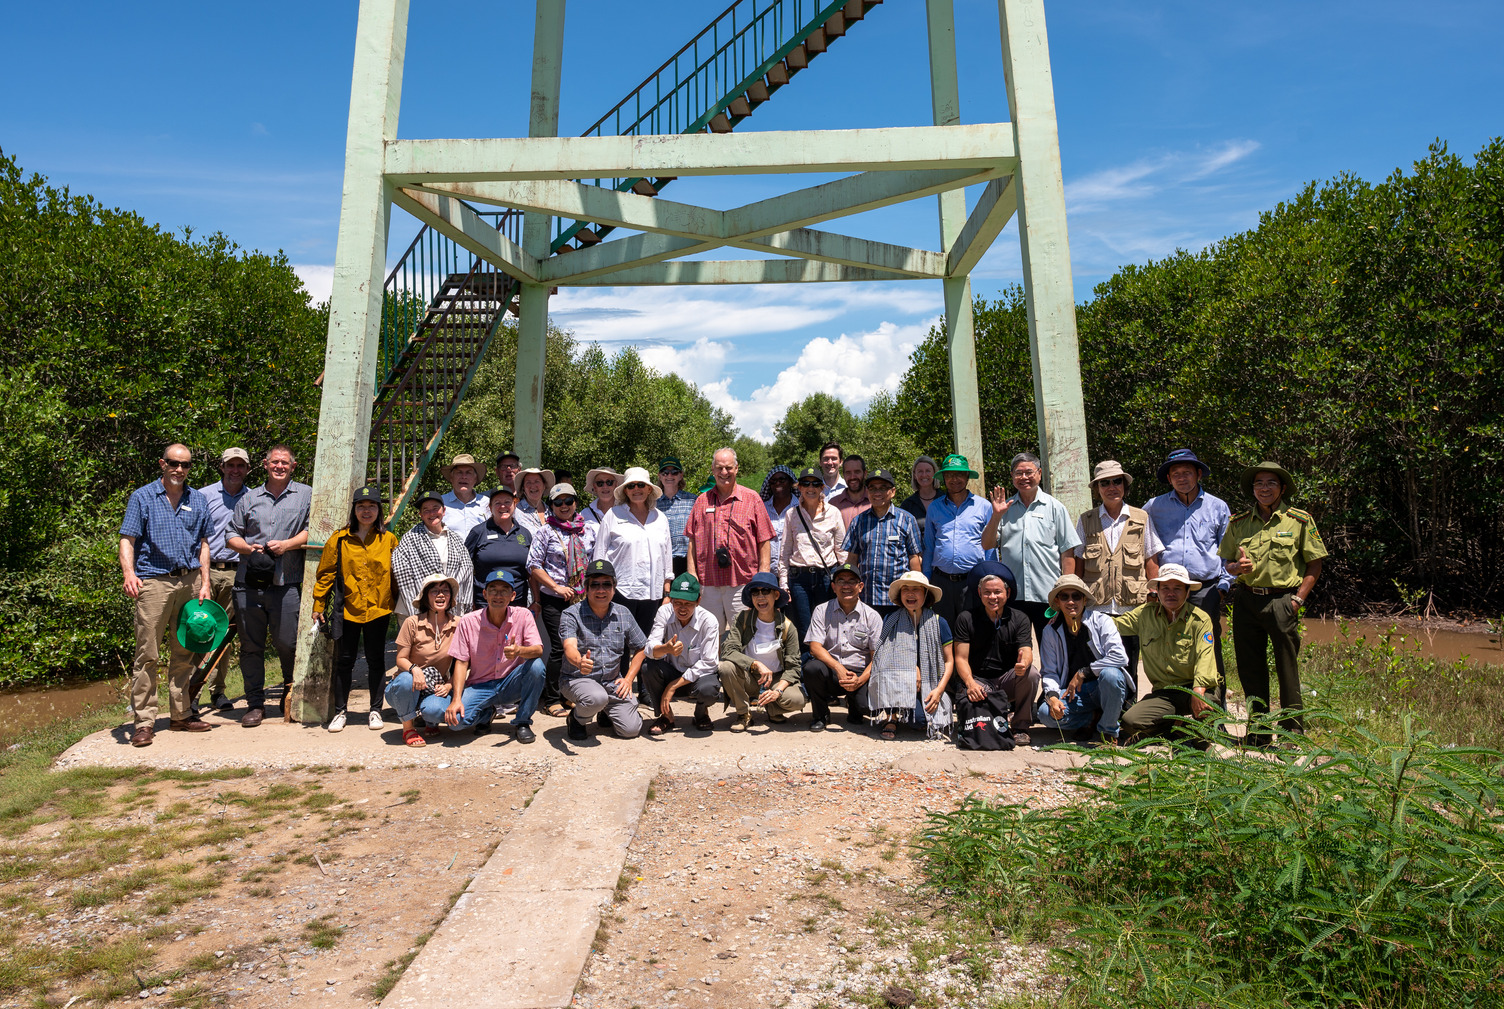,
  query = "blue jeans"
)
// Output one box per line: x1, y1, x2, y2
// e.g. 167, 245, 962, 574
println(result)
386, 659, 545, 730
1034, 666, 1128, 737
786, 567, 832, 647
